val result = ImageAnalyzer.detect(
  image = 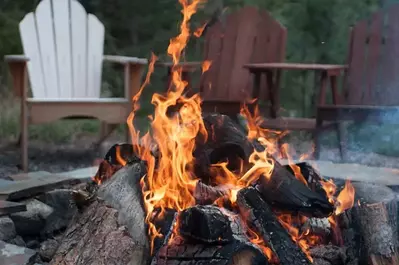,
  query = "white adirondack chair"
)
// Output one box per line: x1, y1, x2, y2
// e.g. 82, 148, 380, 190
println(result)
5, 0, 148, 172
